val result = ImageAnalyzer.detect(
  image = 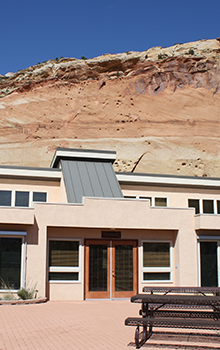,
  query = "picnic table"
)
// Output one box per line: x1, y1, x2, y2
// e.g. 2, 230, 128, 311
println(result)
125, 287, 220, 348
